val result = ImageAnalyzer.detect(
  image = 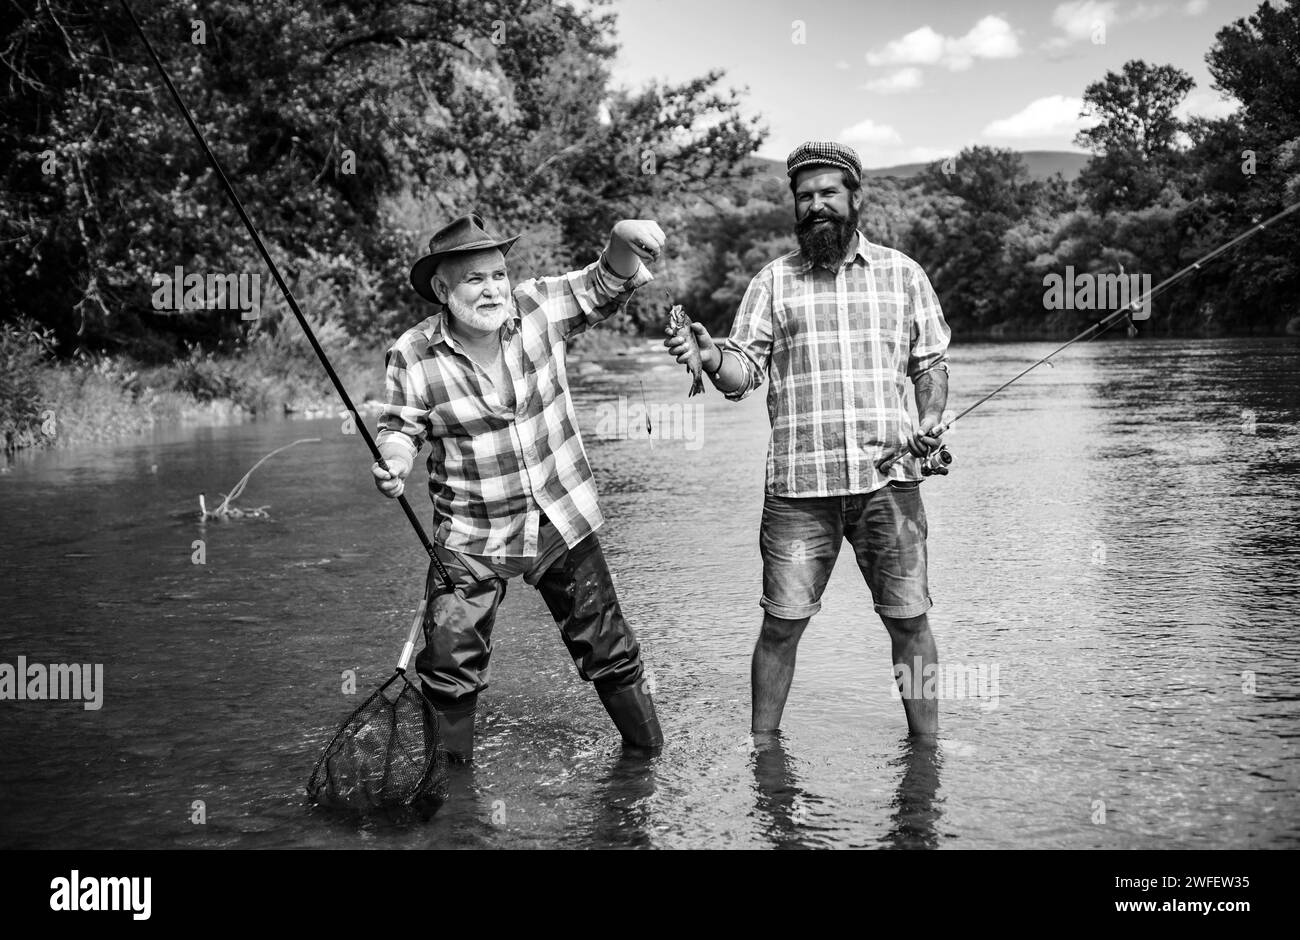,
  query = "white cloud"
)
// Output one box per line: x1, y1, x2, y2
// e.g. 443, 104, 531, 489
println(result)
1184, 0, 1208, 14
982, 94, 1099, 139
862, 67, 924, 94
834, 60, 851, 70
866, 25, 946, 67
865, 16, 1021, 71
1045, 1, 1169, 49
955, 15, 1022, 67
1050, 0, 1119, 42
1176, 87, 1238, 120
840, 117, 904, 145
